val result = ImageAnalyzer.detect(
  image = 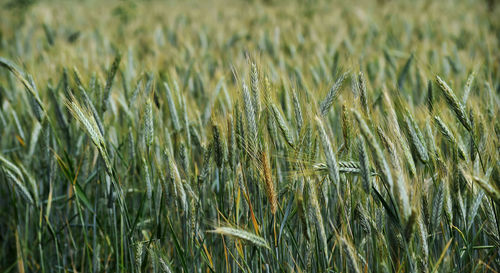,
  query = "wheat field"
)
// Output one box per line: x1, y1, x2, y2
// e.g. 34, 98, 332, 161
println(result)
0, 0, 499, 272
